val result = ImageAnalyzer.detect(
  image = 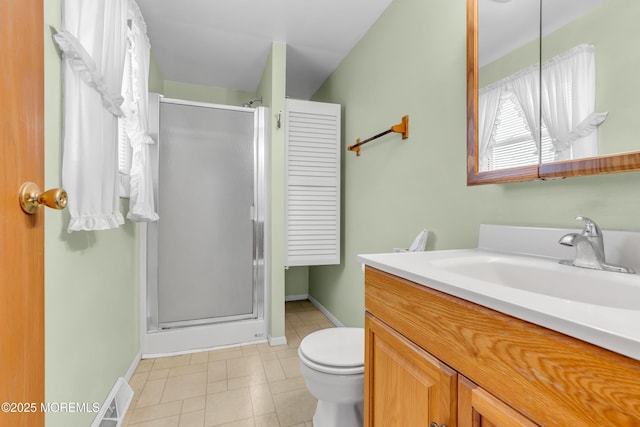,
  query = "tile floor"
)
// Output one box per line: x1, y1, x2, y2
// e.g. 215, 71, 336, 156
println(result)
122, 300, 335, 427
